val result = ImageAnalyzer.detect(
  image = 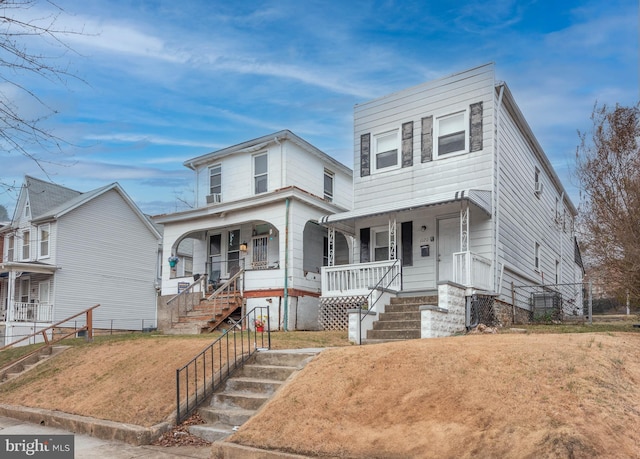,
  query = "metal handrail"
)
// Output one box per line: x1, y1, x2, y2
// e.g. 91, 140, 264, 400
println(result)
358, 259, 401, 345
175, 306, 270, 424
